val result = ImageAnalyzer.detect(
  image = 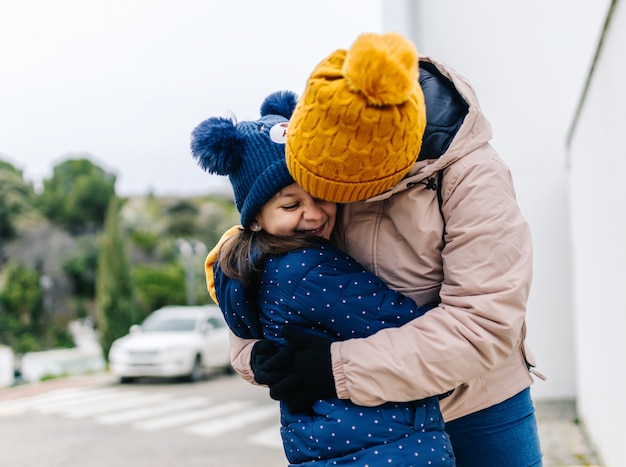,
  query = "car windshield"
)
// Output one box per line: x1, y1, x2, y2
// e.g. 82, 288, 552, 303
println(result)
141, 317, 198, 332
